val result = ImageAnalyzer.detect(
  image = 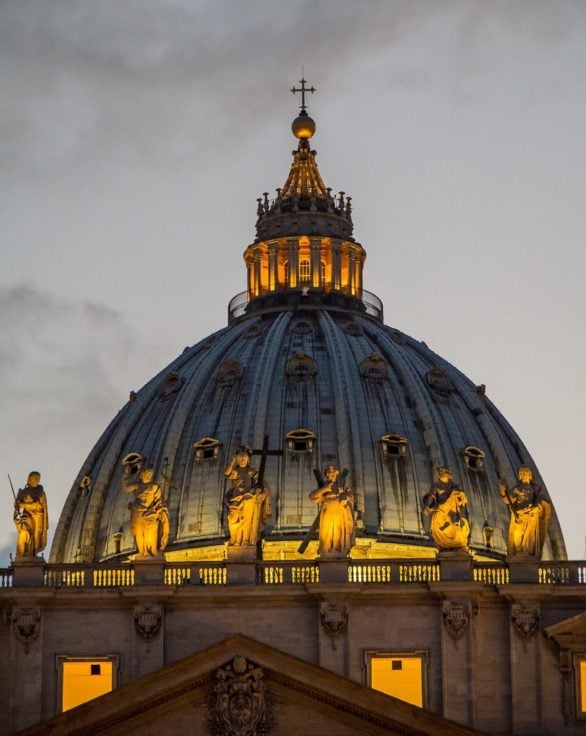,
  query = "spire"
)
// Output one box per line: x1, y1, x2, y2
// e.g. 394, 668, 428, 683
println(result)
254, 78, 353, 242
